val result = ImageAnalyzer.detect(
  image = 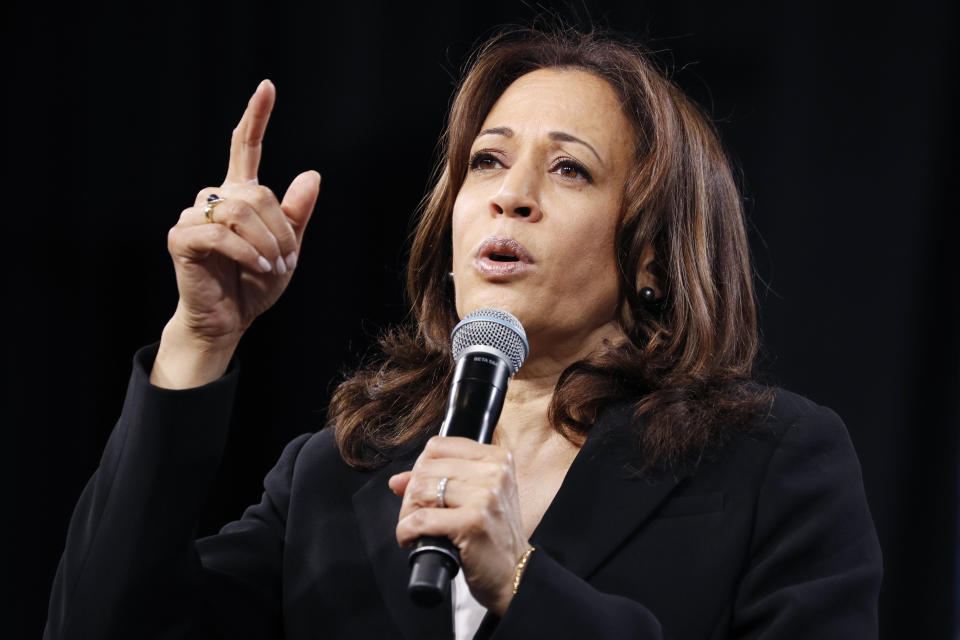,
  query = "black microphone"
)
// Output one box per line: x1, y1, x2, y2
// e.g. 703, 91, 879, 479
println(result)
407, 308, 529, 607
